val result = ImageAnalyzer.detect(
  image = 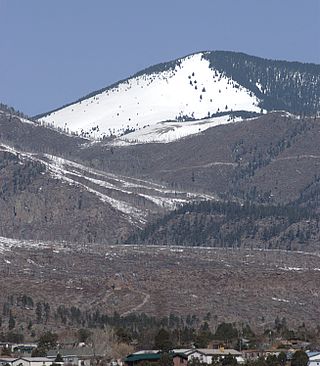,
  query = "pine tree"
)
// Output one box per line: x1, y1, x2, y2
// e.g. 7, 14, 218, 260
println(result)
8, 311, 15, 330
